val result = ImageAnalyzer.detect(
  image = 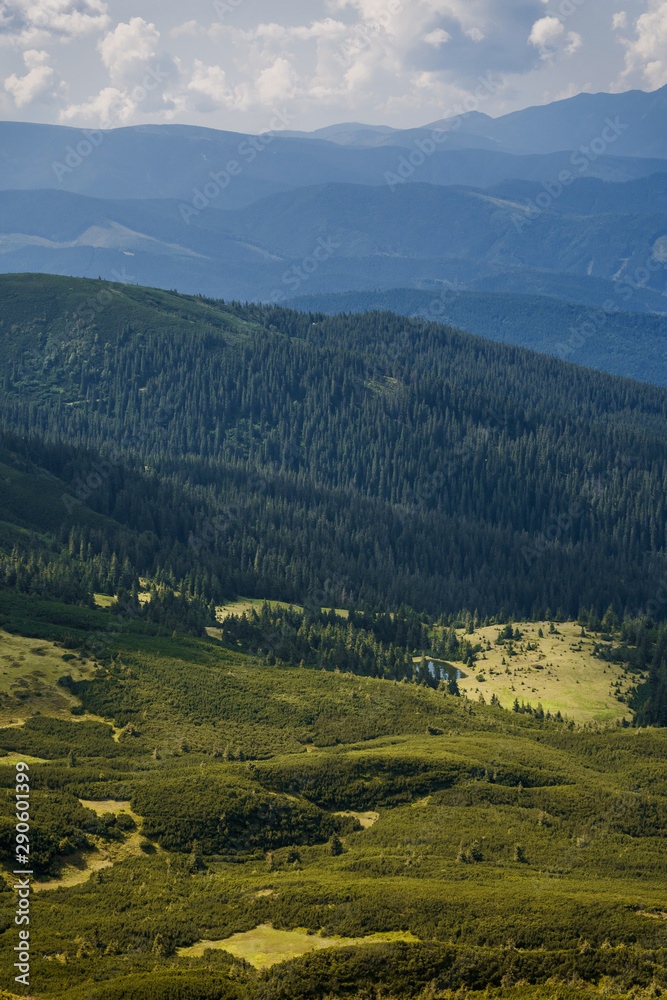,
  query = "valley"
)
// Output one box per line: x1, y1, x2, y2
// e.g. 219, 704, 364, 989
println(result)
1, 81, 667, 1000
